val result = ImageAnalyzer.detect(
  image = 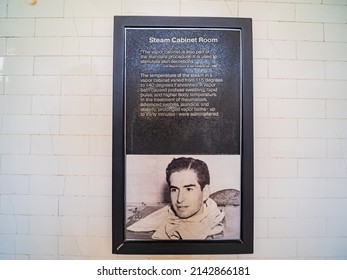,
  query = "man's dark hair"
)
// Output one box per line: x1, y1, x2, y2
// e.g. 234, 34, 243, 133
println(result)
165, 157, 210, 189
